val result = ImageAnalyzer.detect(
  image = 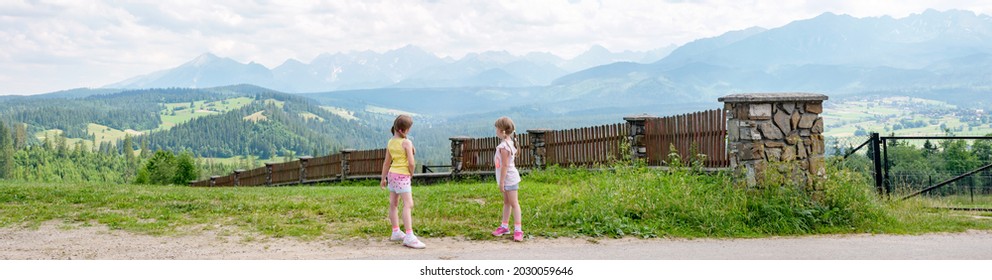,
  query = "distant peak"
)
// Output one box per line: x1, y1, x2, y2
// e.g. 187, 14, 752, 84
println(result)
387, 44, 429, 55
282, 58, 304, 65
588, 44, 610, 52
817, 11, 838, 17
479, 50, 512, 56
189, 52, 221, 67
194, 52, 219, 60
917, 8, 978, 18
396, 44, 423, 51
811, 11, 855, 21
